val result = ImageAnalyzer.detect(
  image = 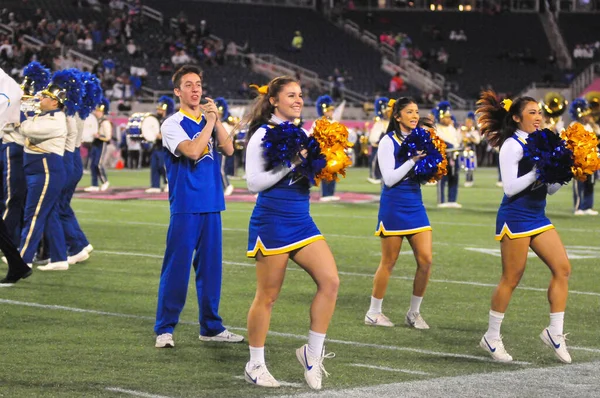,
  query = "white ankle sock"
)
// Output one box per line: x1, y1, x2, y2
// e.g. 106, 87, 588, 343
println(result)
409, 295, 423, 314
307, 330, 326, 357
548, 312, 564, 336
249, 346, 265, 365
484, 310, 505, 340
368, 296, 383, 314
